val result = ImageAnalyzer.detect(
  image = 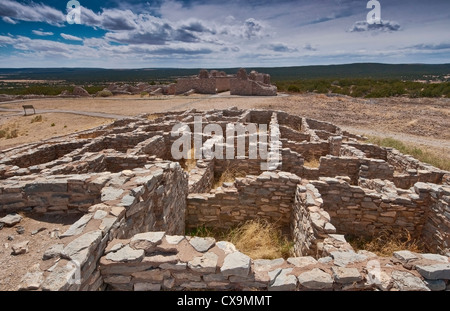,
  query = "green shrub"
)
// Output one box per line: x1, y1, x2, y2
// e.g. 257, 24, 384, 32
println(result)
51, 123, 55, 127
97, 90, 113, 97
287, 85, 300, 92
84, 85, 106, 95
